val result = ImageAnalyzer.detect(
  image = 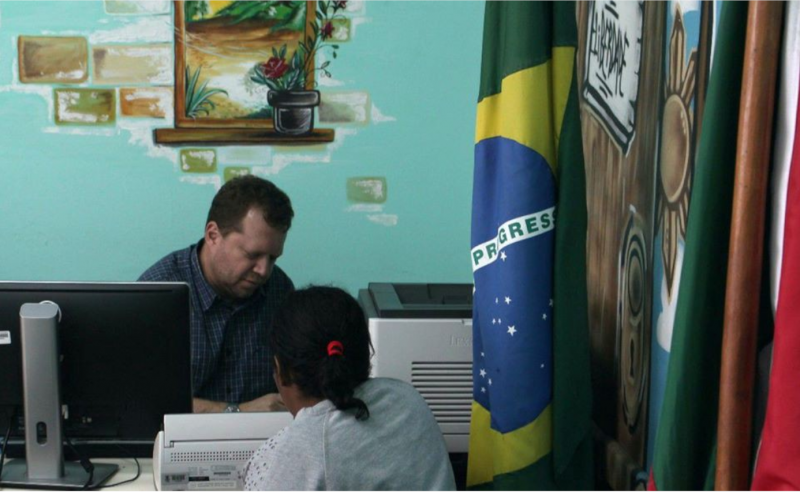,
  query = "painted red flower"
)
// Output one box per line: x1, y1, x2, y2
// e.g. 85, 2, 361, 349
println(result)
321, 21, 334, 40
260, 57, 289, 79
